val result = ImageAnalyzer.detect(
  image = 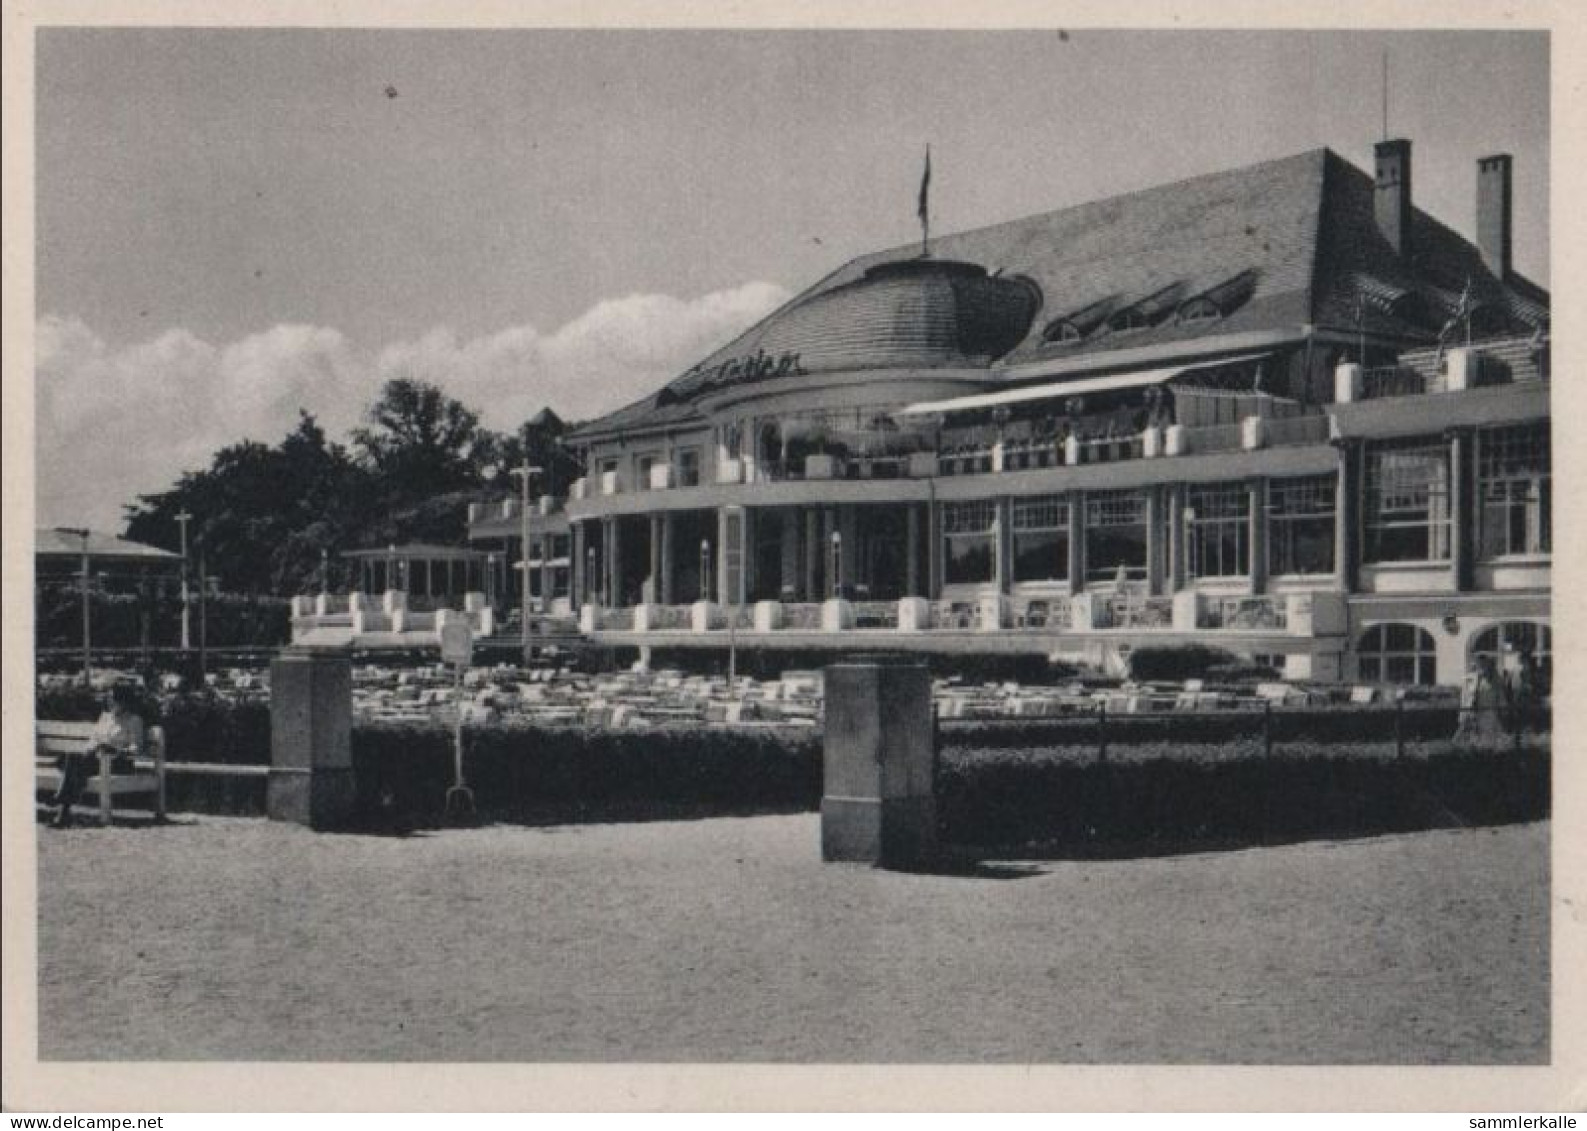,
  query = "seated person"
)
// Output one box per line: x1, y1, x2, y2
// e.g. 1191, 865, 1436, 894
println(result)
50, 684, 146, 828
